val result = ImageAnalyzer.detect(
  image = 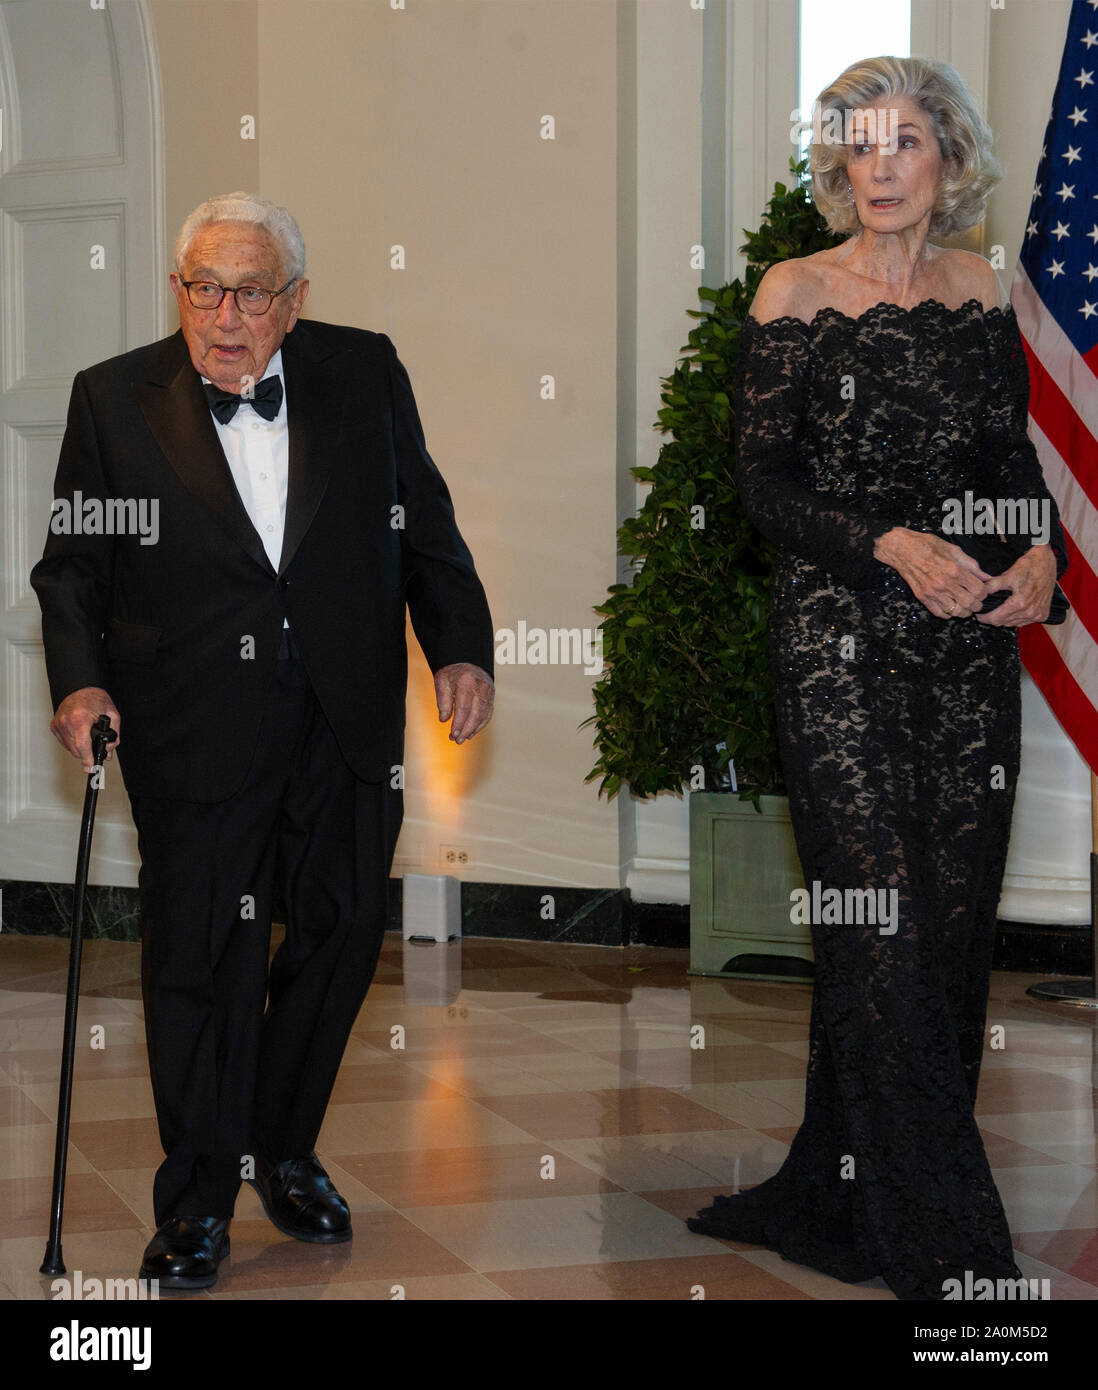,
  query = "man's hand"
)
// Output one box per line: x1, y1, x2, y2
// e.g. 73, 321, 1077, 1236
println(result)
974, 545, 1058, 628
434, 663, 494, 744
50, 687, 121, 772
